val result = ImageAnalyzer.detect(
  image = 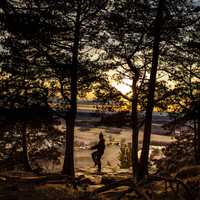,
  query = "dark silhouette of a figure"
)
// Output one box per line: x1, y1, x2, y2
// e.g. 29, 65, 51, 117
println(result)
91, 132, 105, 174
